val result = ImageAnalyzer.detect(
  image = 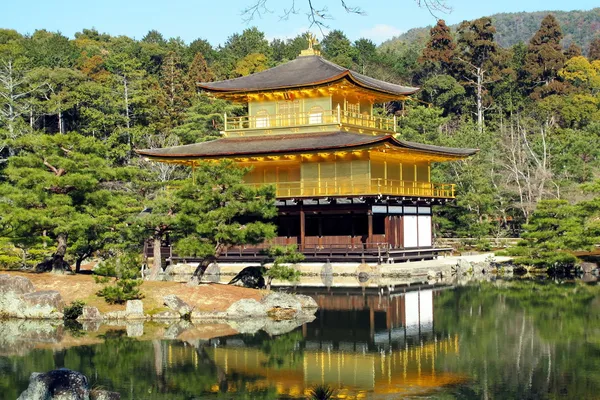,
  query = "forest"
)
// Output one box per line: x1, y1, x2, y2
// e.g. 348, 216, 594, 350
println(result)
1, 12, 600, 272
